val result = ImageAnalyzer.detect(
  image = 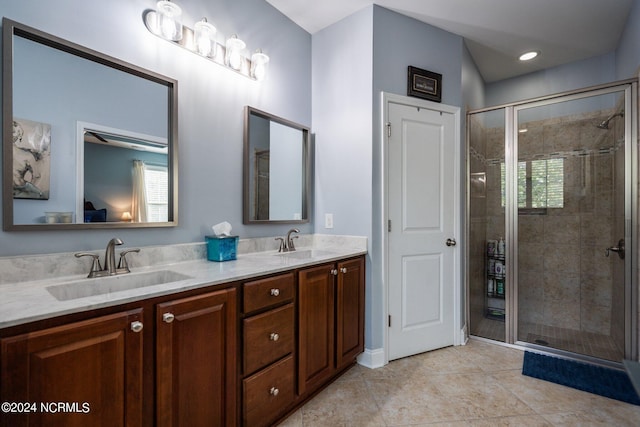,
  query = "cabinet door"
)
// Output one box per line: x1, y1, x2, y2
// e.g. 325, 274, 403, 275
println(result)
156, 288, 237, 427
1, 309, 144, 427
297, 264, 335, 395
336, 257, 365, 370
